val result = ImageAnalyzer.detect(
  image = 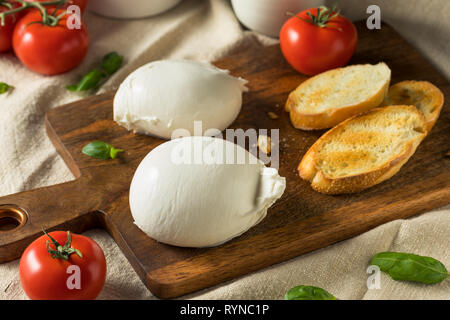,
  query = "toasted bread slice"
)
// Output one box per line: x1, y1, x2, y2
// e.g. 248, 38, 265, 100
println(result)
286, 63, 391, 130
299, 105, 427, 194
383, 81, 444, 132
